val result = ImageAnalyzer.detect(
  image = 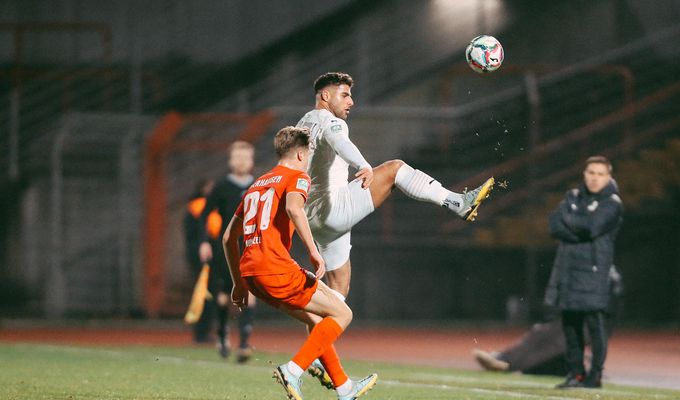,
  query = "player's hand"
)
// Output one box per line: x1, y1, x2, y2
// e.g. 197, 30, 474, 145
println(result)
310, 250, 326, 279
199, 242, 213, 263
231, 284, 249, 311
355, 167, 373, 189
